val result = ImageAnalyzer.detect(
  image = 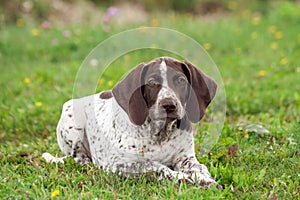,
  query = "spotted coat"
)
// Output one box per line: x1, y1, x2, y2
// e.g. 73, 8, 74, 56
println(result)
43, 57, 221, 189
